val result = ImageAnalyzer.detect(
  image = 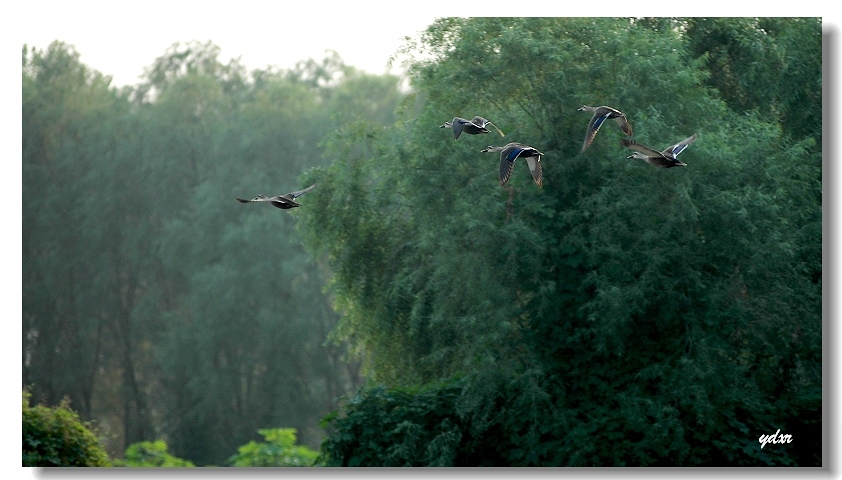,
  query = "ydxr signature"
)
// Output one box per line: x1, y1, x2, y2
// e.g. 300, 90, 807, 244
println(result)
759, 429, 792, 449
